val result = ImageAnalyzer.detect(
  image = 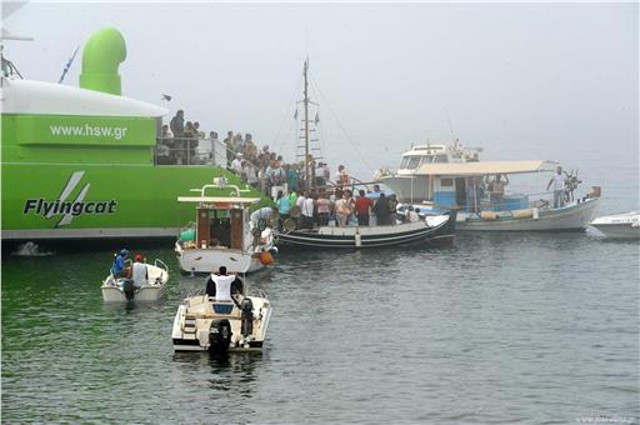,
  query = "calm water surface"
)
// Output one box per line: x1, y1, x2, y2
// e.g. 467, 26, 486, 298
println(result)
2, 231, 638, 424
